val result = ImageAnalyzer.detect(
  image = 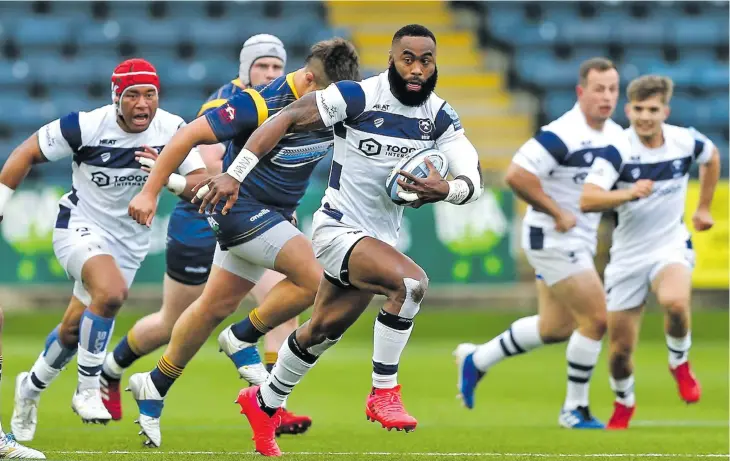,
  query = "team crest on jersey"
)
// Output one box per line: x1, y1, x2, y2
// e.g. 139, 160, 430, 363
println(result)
631, 168, 641, 180
418, 119, 434, 136
374, 118, 384, 128
101, 152, 111, 163
672, 159, 683, 177
224, 105, 235, 122
583, 151, 593, 164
